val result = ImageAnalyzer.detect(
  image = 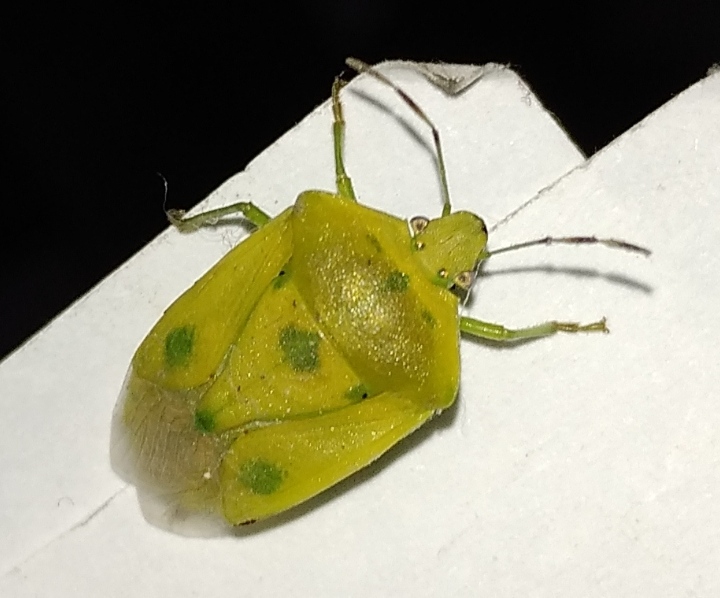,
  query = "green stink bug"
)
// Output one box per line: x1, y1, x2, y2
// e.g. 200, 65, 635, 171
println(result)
111, 58, 649, 531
